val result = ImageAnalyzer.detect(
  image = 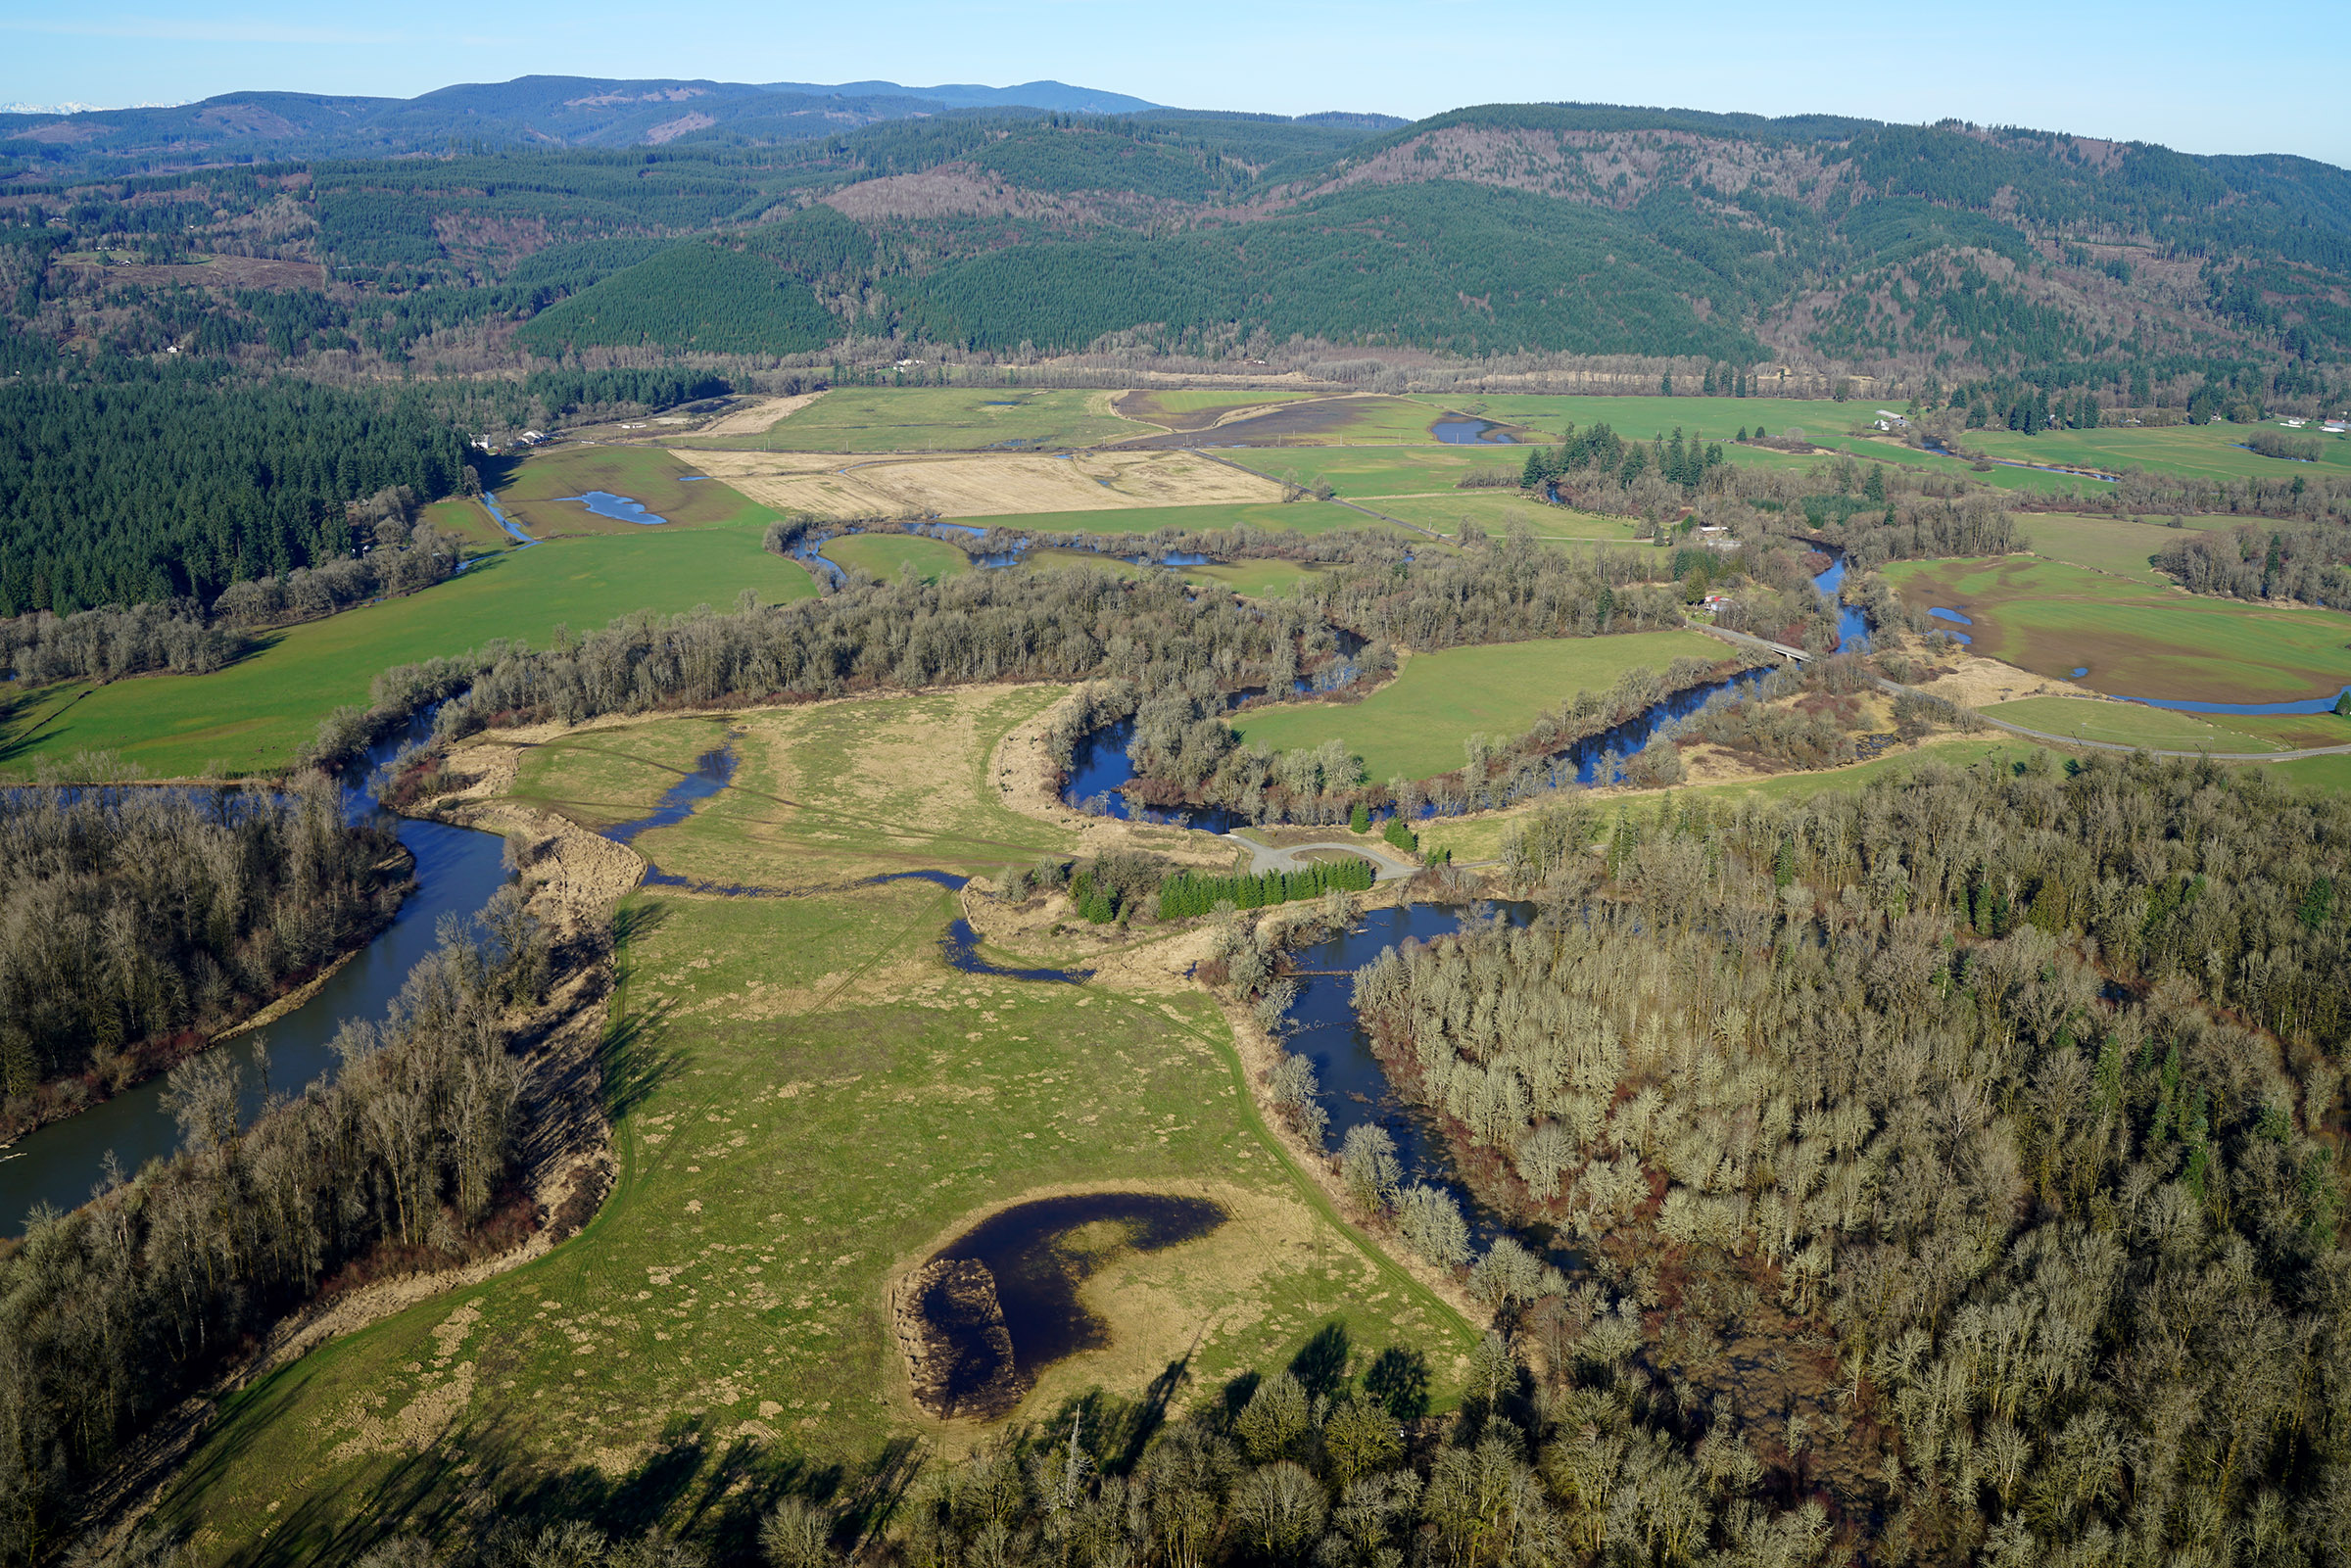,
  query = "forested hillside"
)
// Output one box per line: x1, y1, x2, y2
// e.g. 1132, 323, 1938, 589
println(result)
4, 94, 2346, 407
